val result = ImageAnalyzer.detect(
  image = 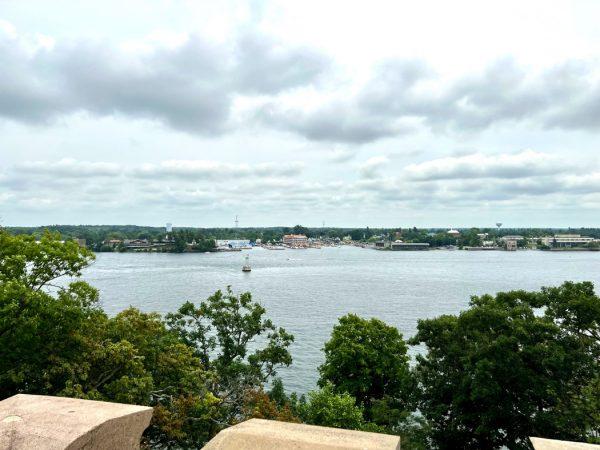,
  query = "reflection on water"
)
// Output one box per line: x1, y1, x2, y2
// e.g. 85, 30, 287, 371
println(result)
80, 247, 600, 393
